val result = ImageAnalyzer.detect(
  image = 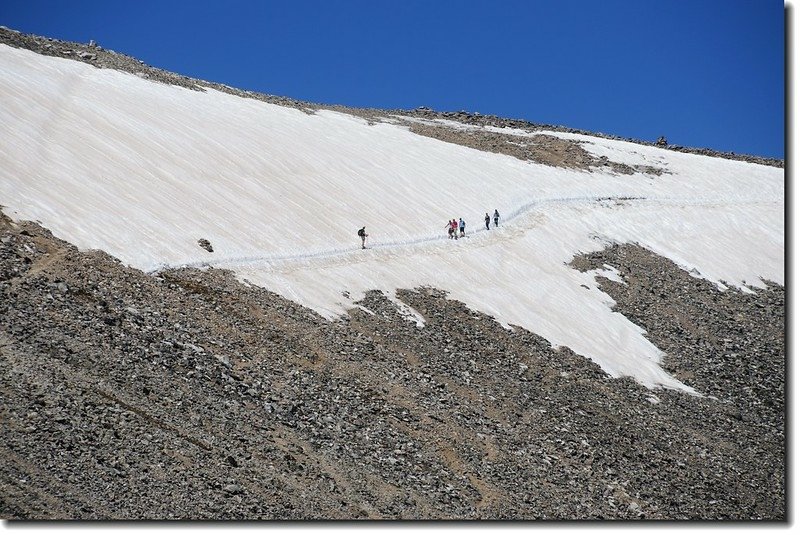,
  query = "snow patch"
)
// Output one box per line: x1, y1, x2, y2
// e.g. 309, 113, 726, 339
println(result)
587, 264, 626, 285
384, 292, 426, 328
